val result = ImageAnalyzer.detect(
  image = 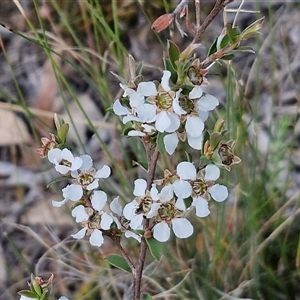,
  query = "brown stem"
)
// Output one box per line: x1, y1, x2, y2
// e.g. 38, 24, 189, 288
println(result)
133, 145, 160, 299
192, 0, 234, 43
